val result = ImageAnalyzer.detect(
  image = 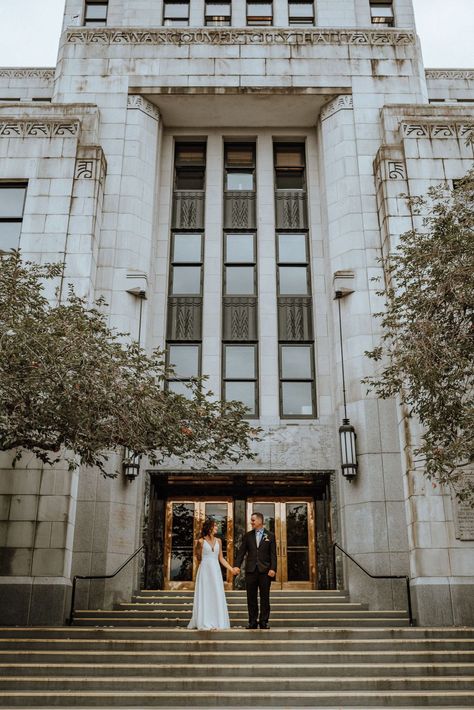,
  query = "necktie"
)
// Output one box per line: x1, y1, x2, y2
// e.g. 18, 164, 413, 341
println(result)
257, 530, 263, 547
